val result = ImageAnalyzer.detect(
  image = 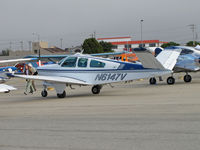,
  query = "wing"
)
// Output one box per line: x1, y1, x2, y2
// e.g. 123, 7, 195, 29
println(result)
0, 84, 16, 93
0, 58, 37, 64
14, 75, 89, 85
